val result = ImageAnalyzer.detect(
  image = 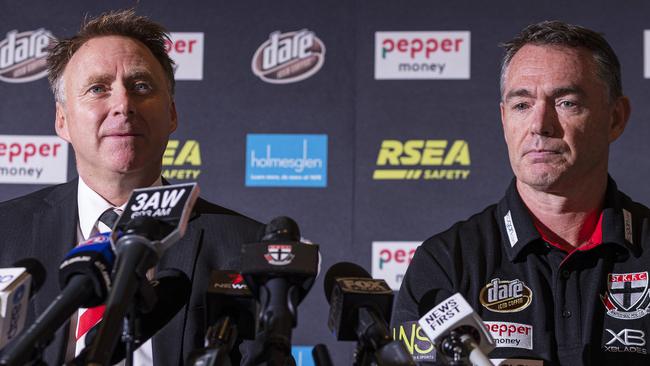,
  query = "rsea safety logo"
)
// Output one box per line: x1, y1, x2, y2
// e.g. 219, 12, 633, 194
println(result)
162, 139, 201, 180
0, 28, 53, 83
252, 29, 325, 84
0, 135, 68, 184
291, 345, 315, 366
246, 134, 327, 188
372, 241, 421, 291
373, 139, 470, 181
375, 31, 470, 80
165, 32, 204, 80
